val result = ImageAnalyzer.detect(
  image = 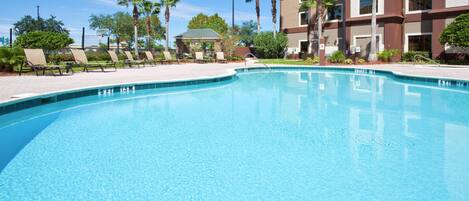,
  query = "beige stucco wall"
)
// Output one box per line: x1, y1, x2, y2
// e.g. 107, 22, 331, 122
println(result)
404, 20, 432, 34
286, 32, 308, 52
281, 0, 303, 29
